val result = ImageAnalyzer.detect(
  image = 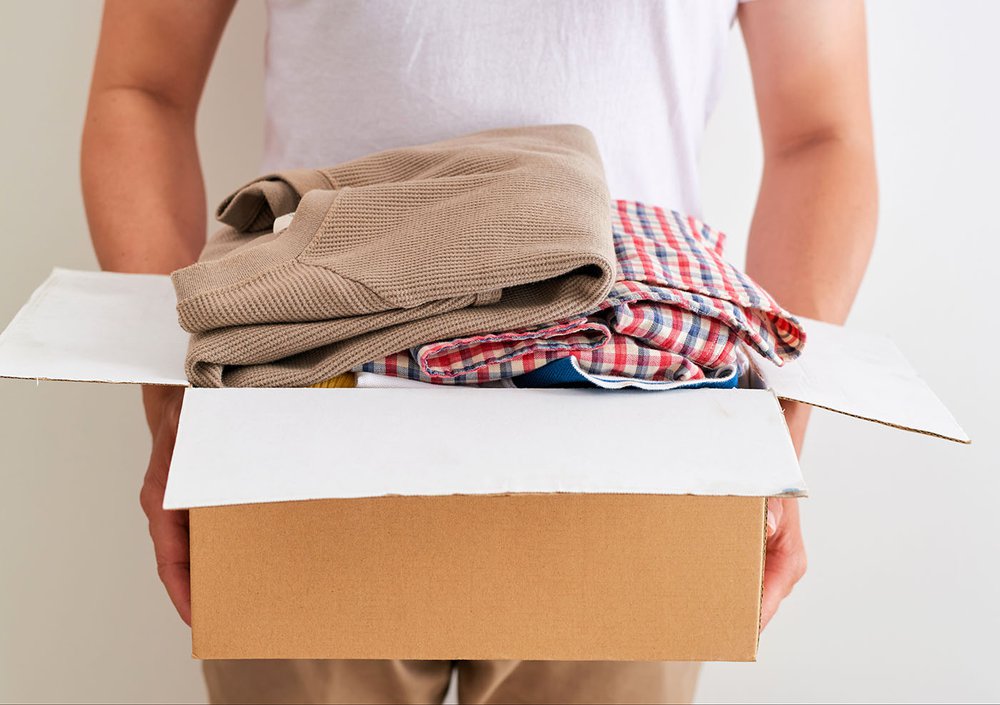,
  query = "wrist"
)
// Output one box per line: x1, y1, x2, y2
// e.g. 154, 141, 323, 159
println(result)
141, 385, 184, 435
779, 399, 811, 456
